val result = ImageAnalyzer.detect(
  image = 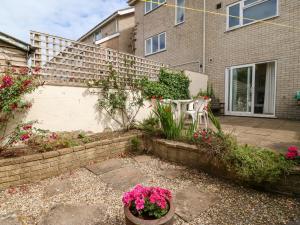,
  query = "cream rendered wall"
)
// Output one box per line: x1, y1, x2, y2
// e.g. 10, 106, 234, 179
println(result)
185, 71, 208, 96
25, 85, 152, 133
